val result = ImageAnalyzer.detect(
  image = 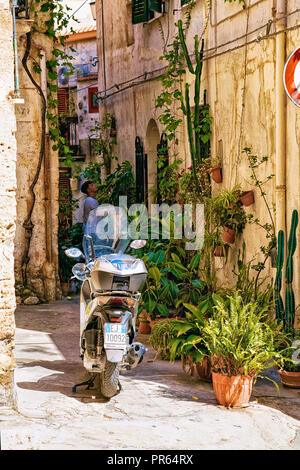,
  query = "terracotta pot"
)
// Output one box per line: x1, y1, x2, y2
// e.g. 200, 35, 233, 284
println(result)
214, 245, 227, 257
207, 166, 222, 183
61, 282, 71, 296
278, 369, 300, 388
212, 372, 253, 408
239, 190, 255, 207
196, 356, 212, 382
222, 227, 236, 244
138, 320, 151, 334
